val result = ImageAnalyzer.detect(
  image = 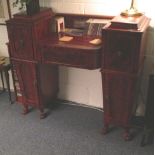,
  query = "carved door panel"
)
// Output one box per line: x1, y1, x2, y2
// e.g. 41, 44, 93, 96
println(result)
103, 72, 136, 127
103, 31, 139, 73
8, 24, 34, 60
12, 60, 39, 106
